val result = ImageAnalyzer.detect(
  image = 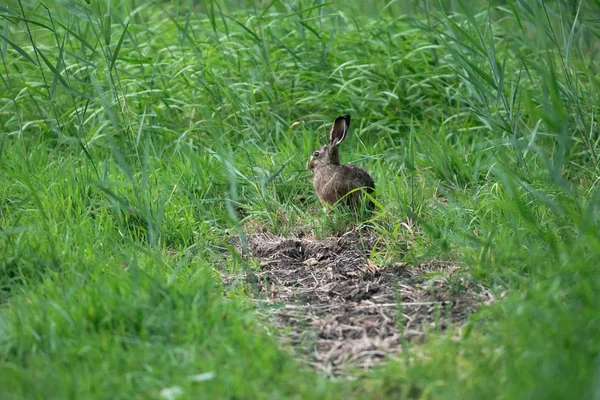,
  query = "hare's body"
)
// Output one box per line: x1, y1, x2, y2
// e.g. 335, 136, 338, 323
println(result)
312, 164, 374, 206
309, 114, 375, 207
